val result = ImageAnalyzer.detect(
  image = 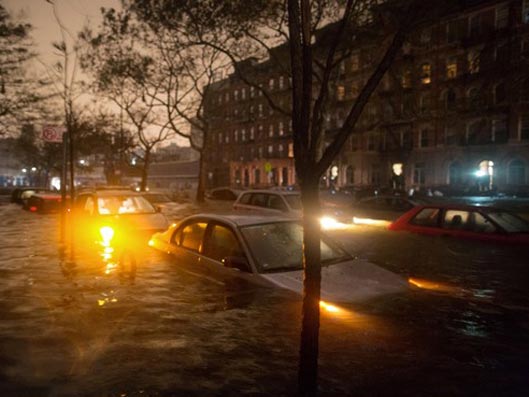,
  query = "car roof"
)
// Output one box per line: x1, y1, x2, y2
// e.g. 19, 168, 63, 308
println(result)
79, 189, 143, 197
413, 203, 507, 213
182, 212, 298, 227
239, 189, 300, 196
